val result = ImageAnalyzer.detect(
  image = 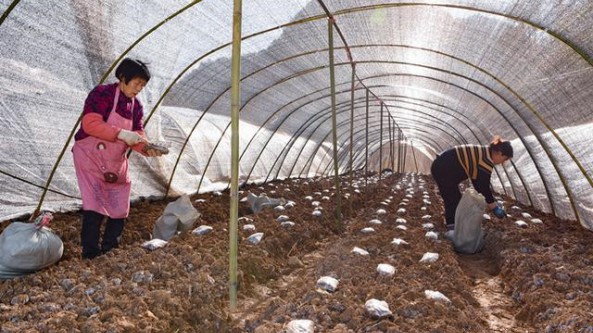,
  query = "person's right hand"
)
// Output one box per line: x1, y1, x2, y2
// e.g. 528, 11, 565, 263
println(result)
492, 206, 506, 218
117, 129, 144, 146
